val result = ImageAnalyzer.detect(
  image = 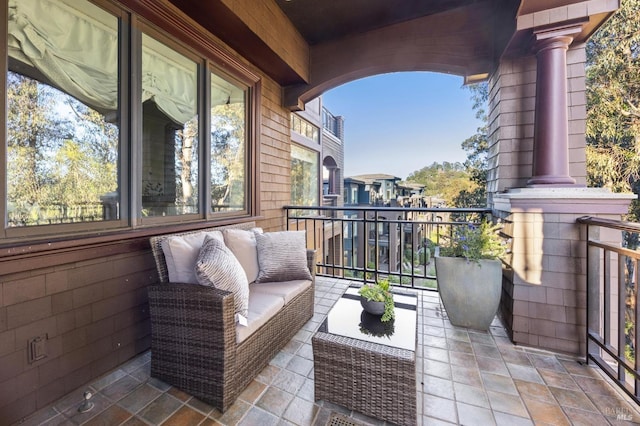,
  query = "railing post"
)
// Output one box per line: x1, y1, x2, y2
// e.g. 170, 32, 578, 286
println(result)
618, 253, 626, 383
586, 223, 601, 362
